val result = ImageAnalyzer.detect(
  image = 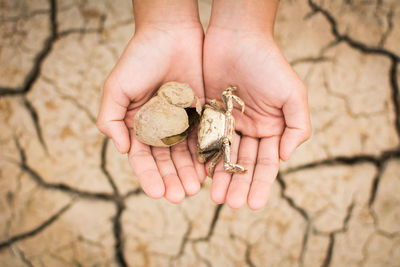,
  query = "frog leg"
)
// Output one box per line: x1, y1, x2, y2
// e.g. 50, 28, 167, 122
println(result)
222, 90, 233, 114
195, 96, 202, 115
222, 137, 246, 173
222, 87, 245, 113
232, 95, 245, 113
209, 99, 225, 111
208, 149, 224, 177
197, 149, 217, 163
